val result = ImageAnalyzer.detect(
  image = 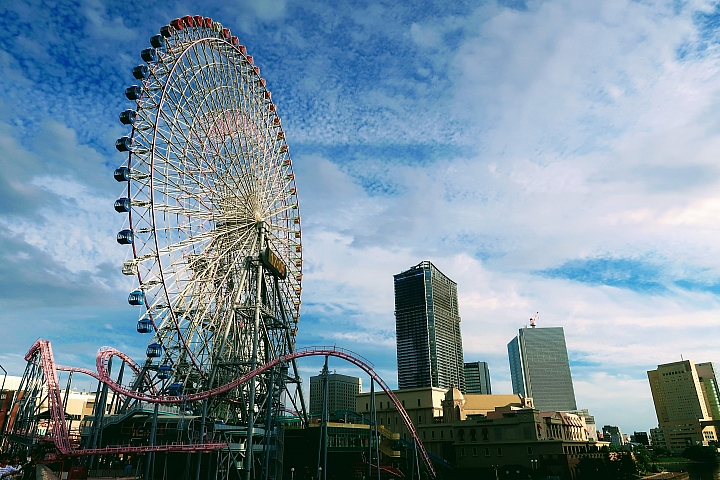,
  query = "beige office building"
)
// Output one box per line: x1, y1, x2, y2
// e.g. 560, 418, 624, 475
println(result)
647, 360, 718, 453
